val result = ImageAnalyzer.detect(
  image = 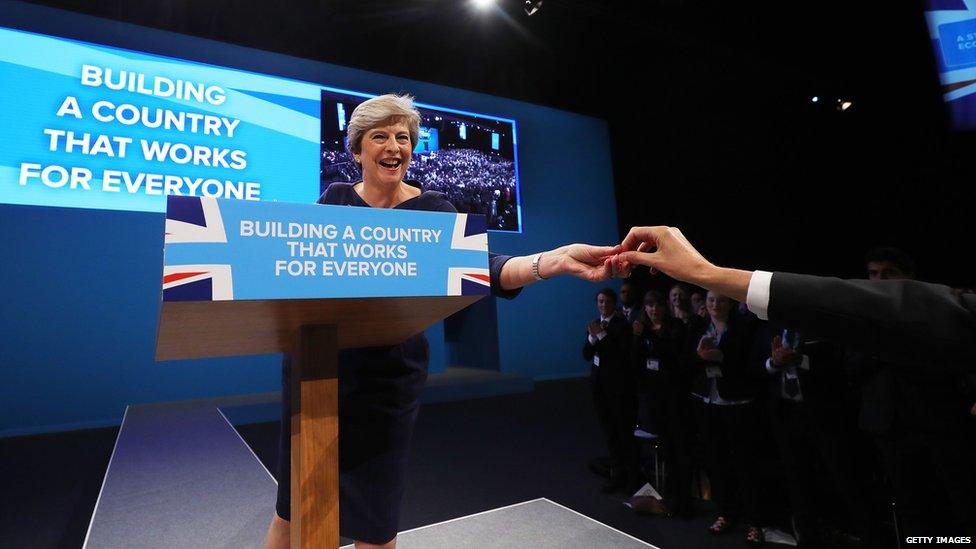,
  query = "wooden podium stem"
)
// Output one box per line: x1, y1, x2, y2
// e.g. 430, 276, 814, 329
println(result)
290, 325, 339, 549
